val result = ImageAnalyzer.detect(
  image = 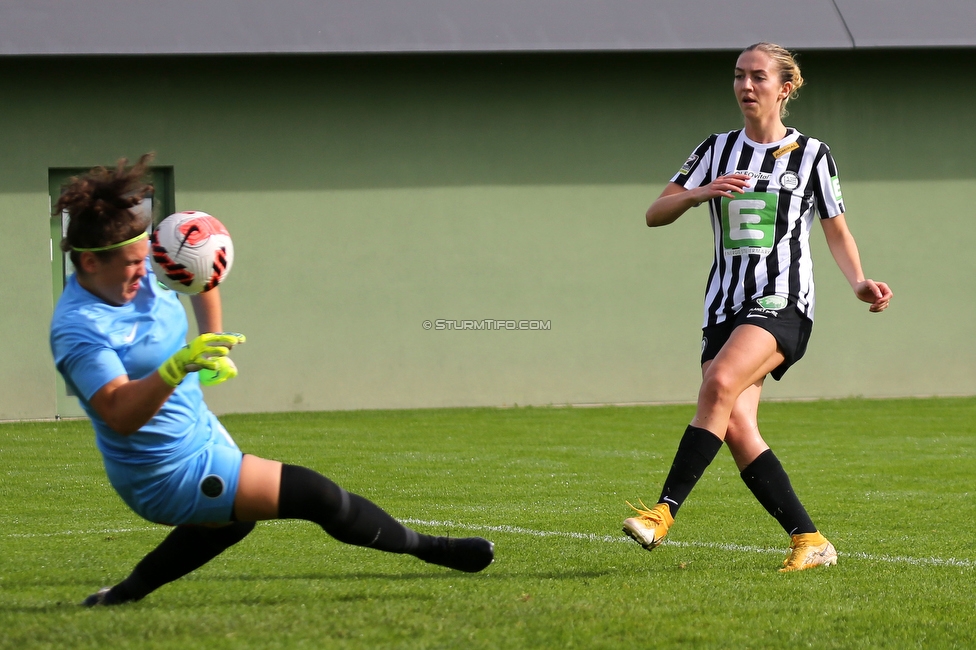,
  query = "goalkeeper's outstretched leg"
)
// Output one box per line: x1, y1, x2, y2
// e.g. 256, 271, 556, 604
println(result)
84, 455, 493, 606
